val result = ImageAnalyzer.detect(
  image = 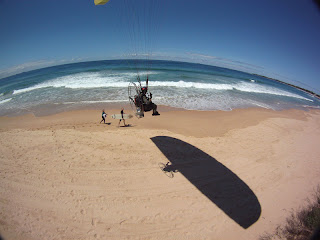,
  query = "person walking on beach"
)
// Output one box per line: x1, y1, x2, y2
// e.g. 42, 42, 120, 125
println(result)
100, 109, 107, 124
118, 108, 126, 127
